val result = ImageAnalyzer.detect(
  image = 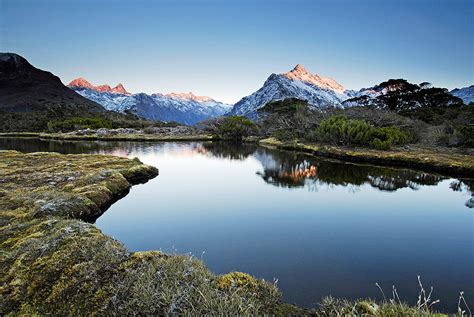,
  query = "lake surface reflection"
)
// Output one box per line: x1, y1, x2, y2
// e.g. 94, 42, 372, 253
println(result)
1, 137, 473, 310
